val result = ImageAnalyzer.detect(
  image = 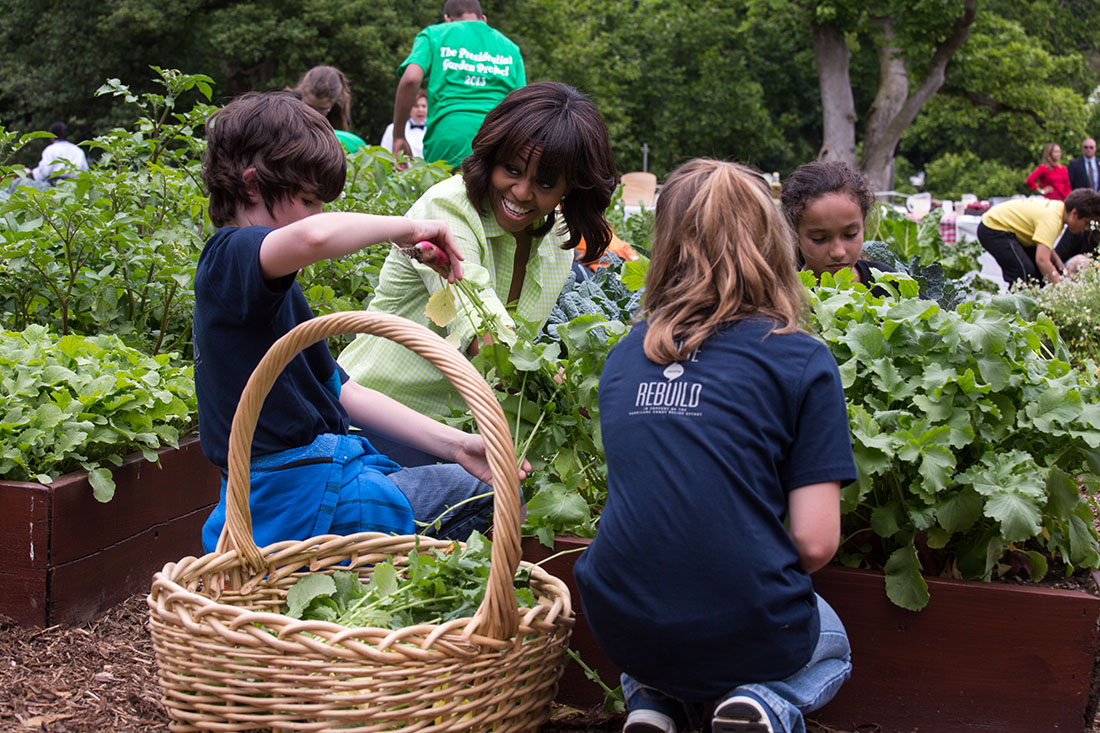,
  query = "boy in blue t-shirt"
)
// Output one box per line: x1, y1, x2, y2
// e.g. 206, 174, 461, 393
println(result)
194, 91, 515, 552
